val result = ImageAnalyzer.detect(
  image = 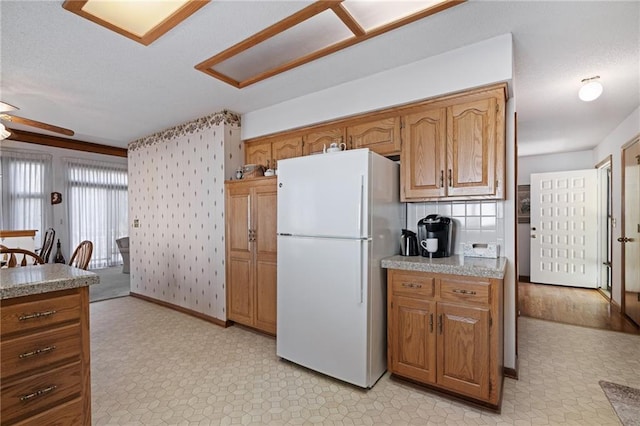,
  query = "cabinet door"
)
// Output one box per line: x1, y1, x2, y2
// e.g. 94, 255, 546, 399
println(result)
255, 260, 277, 334
347, 117, 400, 156
303, 128, 345, 155
225, 185, 253, 325
436, 302, 490, 400
389, 295, 437, 384
272, 137, 303, 167
245, 141, 272, 168
401, 108, 447, 200
253, 182, 277, 334
446, 97, 496, 197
